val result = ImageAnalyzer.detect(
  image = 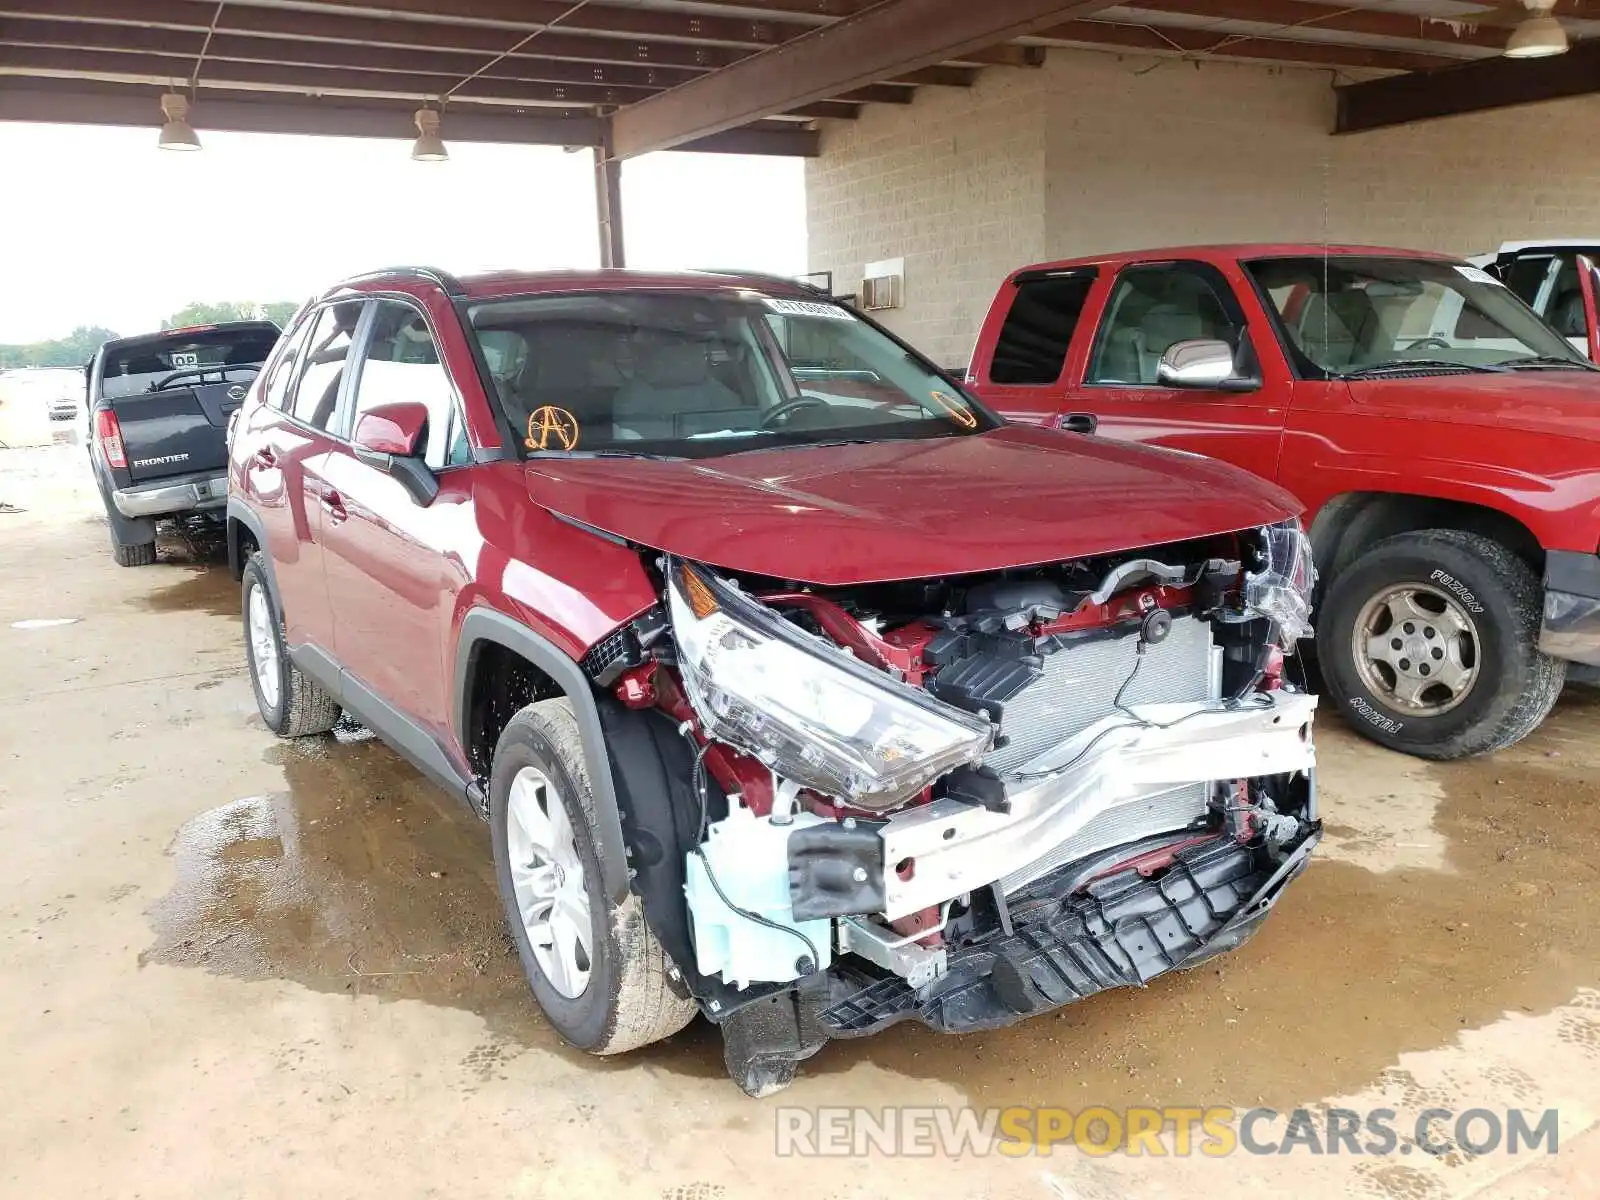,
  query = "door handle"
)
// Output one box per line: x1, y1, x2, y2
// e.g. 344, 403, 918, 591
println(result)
253, 446, 278, 469
1058, 412, 1098, 435
318, 486, 348, 523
